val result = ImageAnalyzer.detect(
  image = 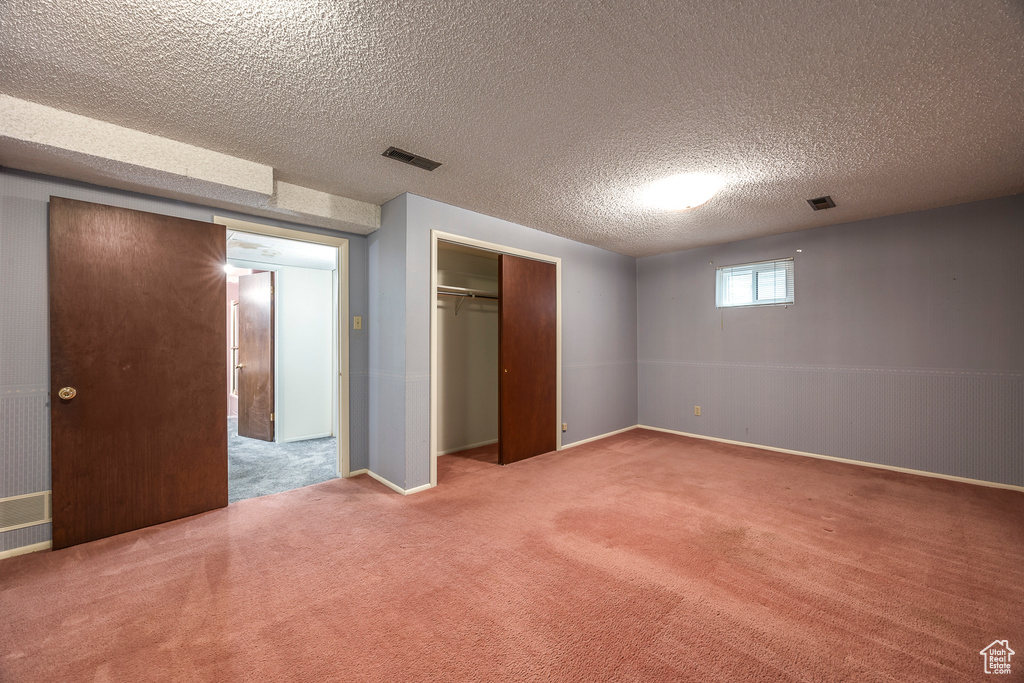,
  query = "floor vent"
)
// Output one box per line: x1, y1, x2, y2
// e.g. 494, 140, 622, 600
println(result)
0, 492, 52, 533
382, 146, 442, 171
